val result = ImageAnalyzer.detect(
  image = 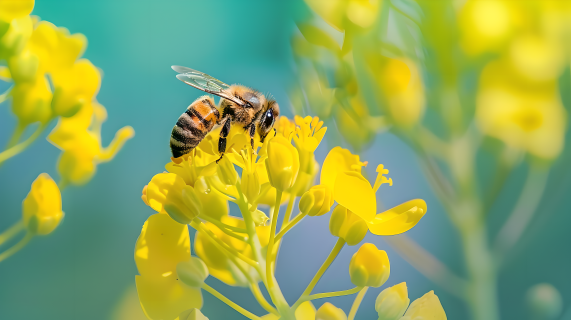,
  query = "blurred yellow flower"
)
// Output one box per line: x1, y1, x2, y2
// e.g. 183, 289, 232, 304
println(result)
400, 291, 447, 320
10, 75, 52, 124
349, 243, 390, 288
135, 214, 202, 320
0, 0, 34, 21
49, 101, 135, 185
194, 215, 270, 287
315, 302, 347, 320
0, 15, 33, 58
22, 173, 63, 235
476, 60, 566, 159
261, 301, 316, 320
459, 0, 526, 55
375, 282, 410, 320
